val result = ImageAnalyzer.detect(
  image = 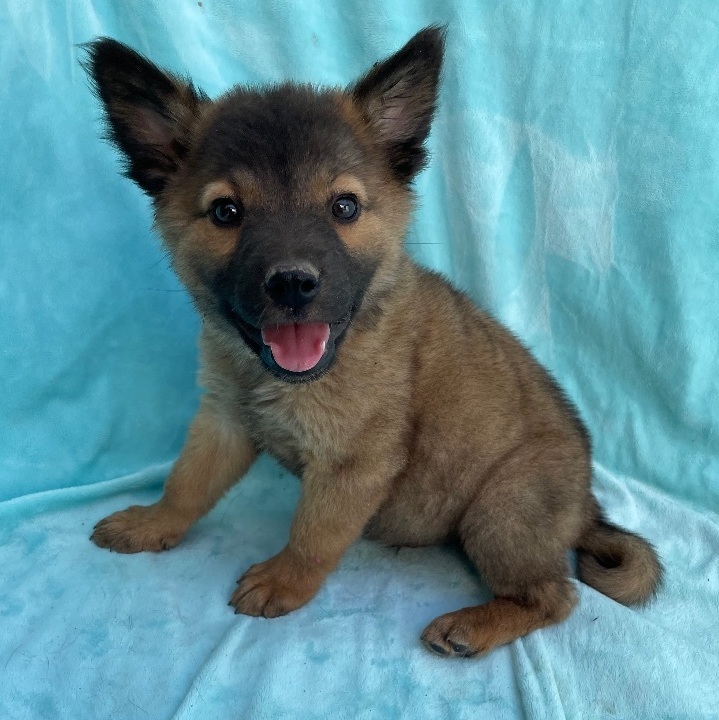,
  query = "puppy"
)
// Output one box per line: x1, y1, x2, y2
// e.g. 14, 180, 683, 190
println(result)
84, 27, 661, 657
